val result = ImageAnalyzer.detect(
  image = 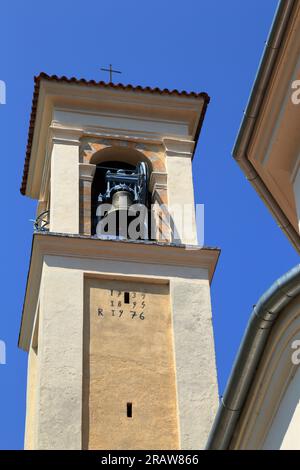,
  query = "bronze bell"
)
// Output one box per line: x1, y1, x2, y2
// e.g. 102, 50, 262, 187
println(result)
111, 190, 134, 212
